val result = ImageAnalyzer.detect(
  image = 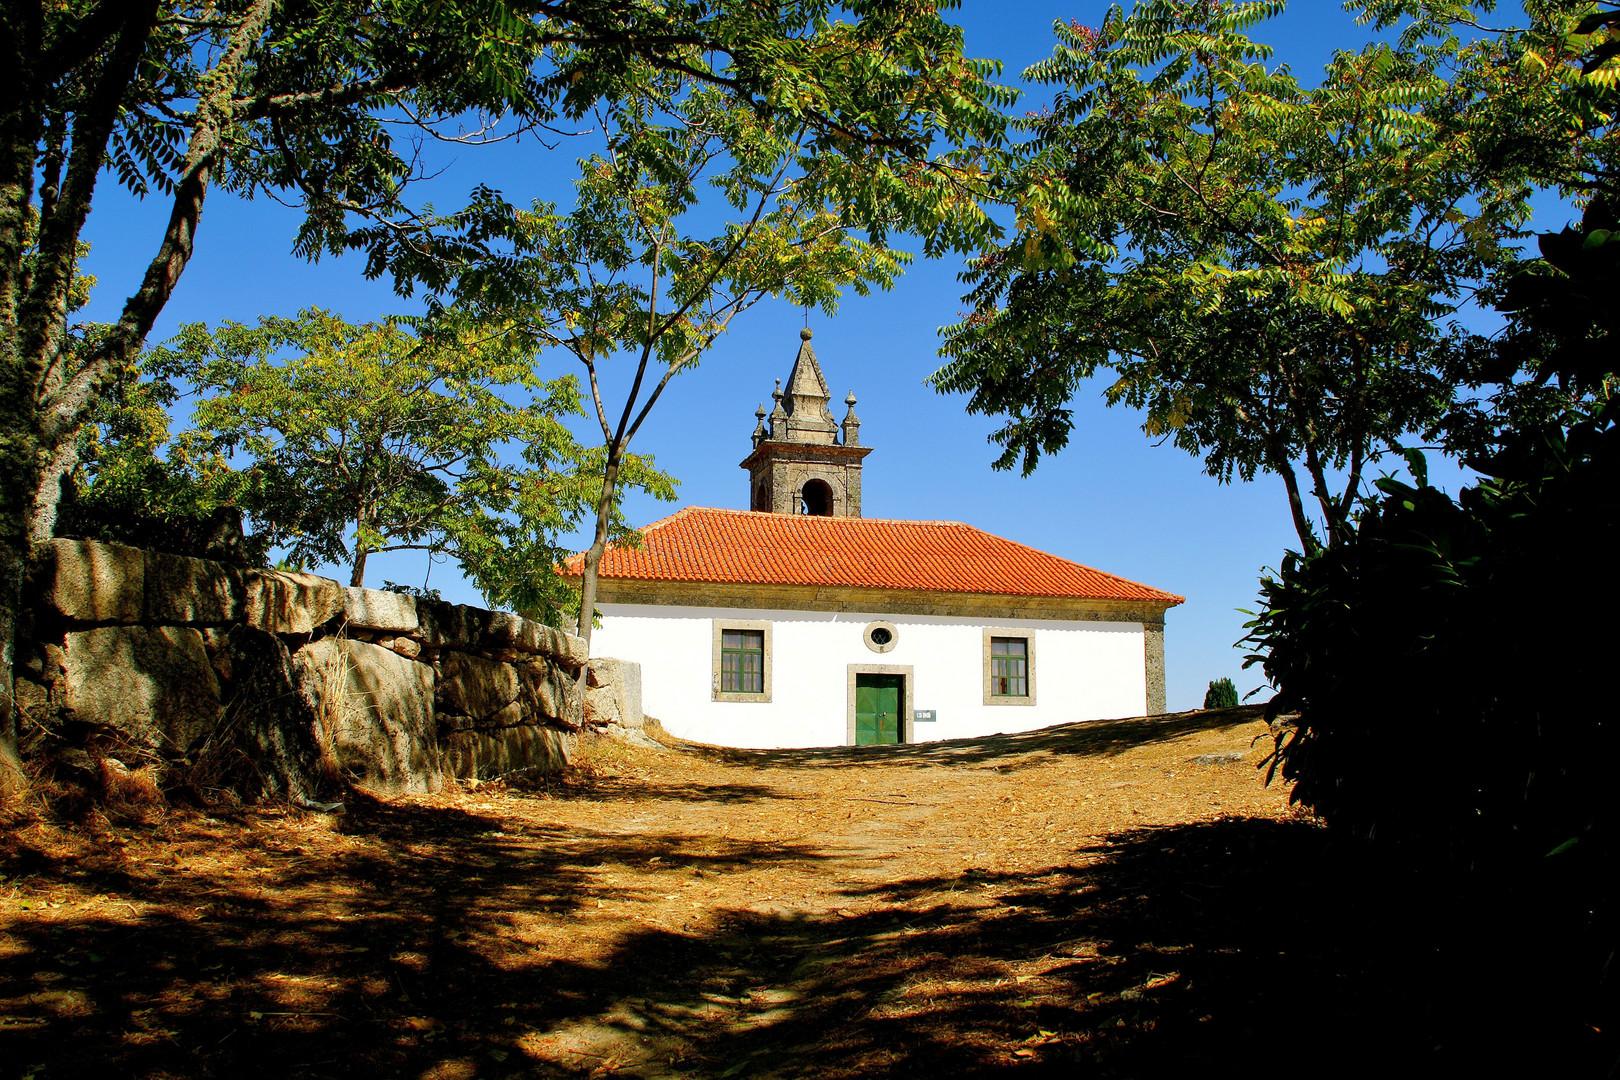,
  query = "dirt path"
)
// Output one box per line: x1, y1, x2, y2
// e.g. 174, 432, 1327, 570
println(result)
0, 708, 1592, 1077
